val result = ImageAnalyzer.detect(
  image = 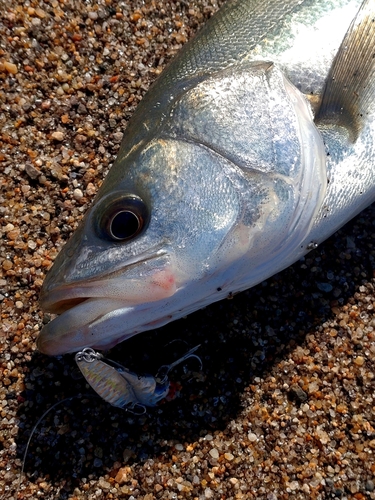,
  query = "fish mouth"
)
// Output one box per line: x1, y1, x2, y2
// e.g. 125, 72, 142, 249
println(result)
44, 297, 88, 315
38, 252, 178, 356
